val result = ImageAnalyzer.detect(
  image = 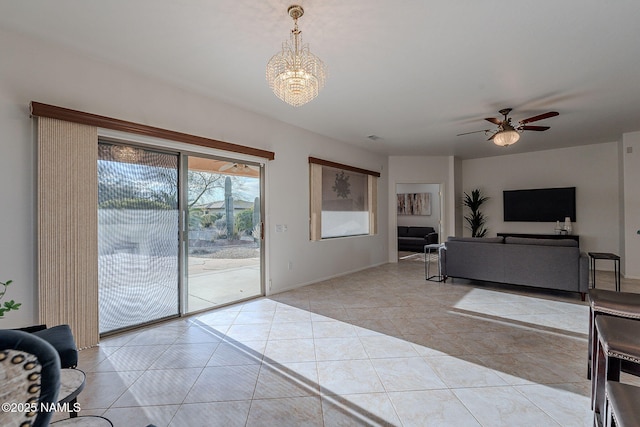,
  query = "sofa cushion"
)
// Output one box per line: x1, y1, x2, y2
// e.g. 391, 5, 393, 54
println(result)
505, 237, 578, 247
397, 226, 410, 237
443, 238, 505, 282
399, 237, 428, 242
406, 227, 434, 238
503, 243, 581, 291
447, 236, 504, 244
